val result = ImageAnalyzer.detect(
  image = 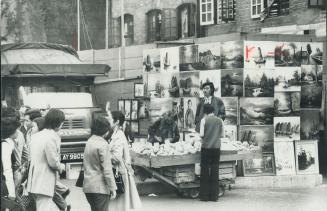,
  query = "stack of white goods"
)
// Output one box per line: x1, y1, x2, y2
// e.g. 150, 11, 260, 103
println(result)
220, 139, 260, 151
131, 139, 202, 156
